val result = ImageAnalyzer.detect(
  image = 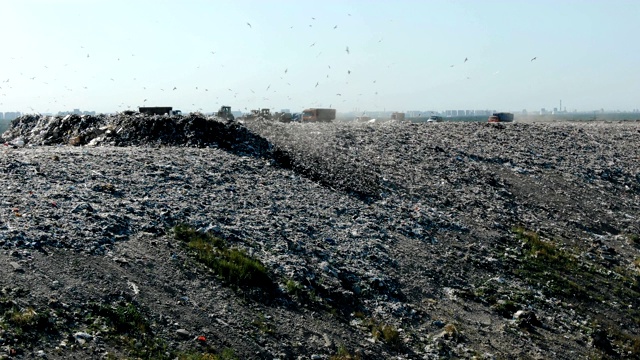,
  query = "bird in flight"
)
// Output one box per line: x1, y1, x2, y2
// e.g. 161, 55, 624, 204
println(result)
266, 84, 271, 91
336, 93, 342, 96
310, 42, 316, 47
315, 82, 319, 87
450, 65, 455, 68
531, 57, 537, 61
284, 68, 288, 73
246, 22, 251, 28
346, 46, 350, 54
87, 54, 89, 58
464, 57, 468, 63
173, 87, 177, 90
348, 70, 351, 74
143, 99, 147, 102
333, 25, 338, 29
